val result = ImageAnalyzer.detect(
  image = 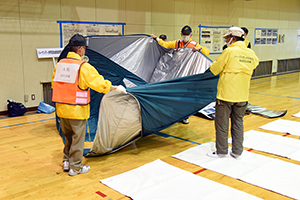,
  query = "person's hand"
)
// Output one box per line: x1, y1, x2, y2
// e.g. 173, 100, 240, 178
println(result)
151, 34, 157, 40
192, 46, 202, 52
115, 85, 127, 94
110, 85, 117, 91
